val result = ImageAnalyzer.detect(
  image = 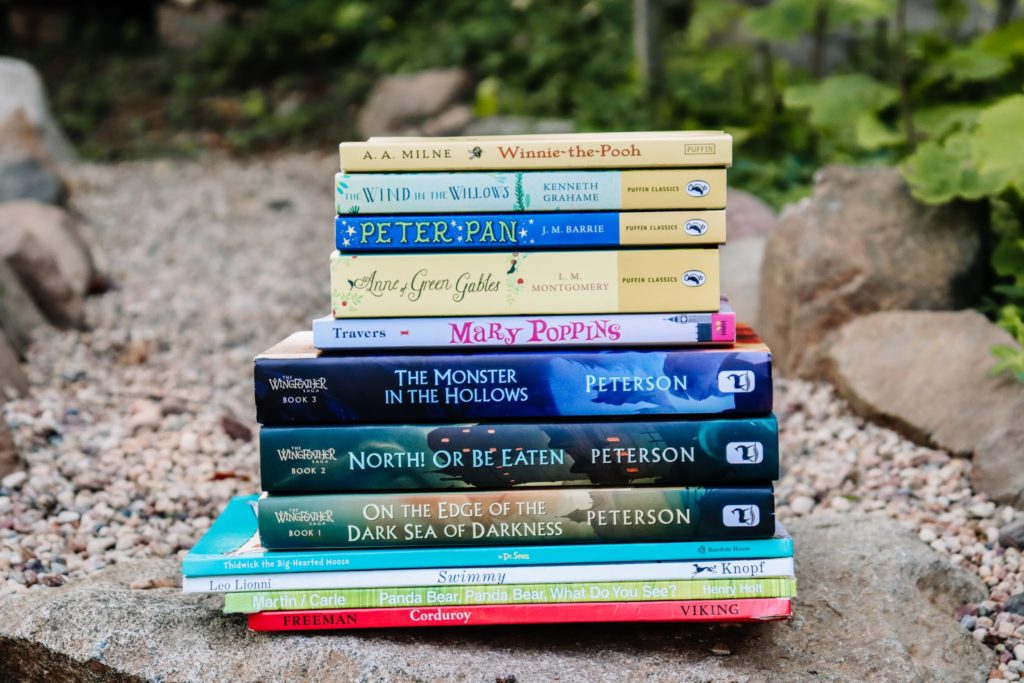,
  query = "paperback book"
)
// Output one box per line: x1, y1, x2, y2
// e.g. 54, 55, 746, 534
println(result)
247, 598, 792, 631
339, 131, 732, 171
334, 169, 727, 214
183, 496, 793, 578
185, 557, 795, 593
256, 486, 776, 550
259, 414, 780, 493
330, 248, 720, 317
223, 577, 797, 613
334, 210, 726, 251
254, 327, 772, 425
311, 302, 736, 350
